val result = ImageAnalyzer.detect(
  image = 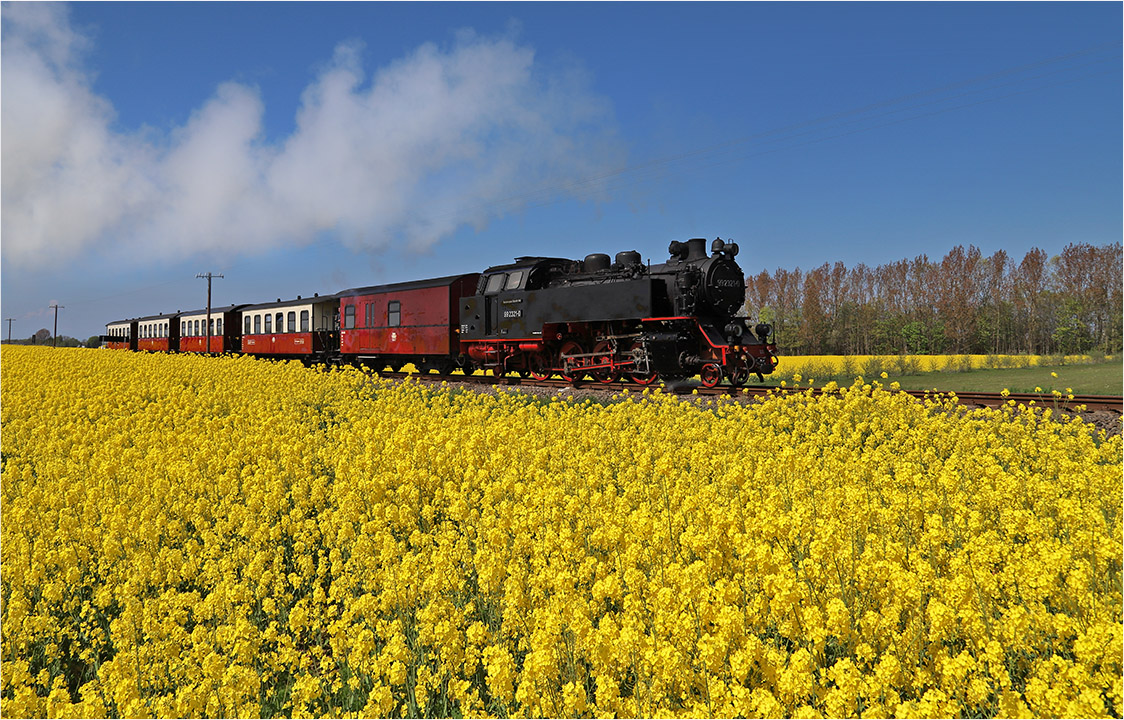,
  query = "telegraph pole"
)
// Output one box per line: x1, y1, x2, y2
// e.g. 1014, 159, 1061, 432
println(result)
5, 318, 13, 344
49, 304, 64, 347
196, 273, 223, 352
